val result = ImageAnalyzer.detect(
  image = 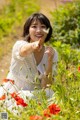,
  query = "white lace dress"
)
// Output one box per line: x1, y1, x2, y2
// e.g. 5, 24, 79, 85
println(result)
0, 40, 58, 111
6, 40, 58, 90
